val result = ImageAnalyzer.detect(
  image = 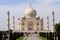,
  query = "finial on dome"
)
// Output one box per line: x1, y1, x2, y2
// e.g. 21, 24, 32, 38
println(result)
30, 3, 31, 7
